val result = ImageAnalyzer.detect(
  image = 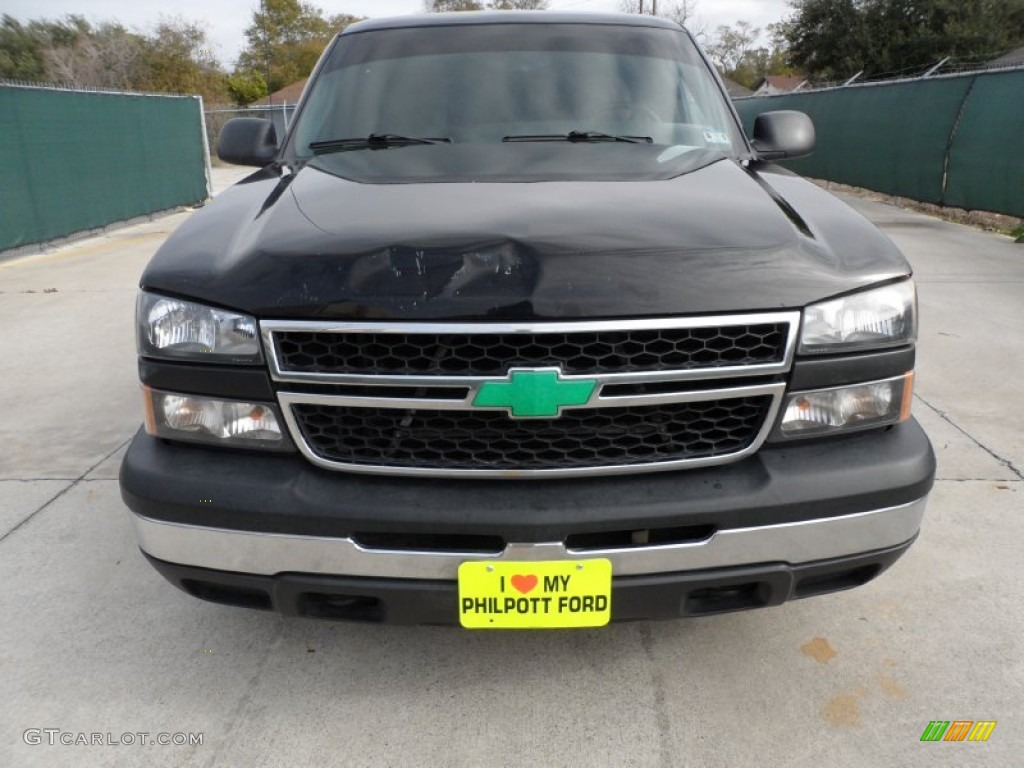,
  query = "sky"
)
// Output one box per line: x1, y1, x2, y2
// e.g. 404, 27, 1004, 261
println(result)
3, 0, 792, 68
